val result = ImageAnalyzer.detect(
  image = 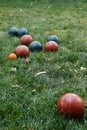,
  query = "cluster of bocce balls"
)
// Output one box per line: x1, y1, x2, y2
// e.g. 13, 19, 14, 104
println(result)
8, 27, 85, 119
8, 27, 60, 59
